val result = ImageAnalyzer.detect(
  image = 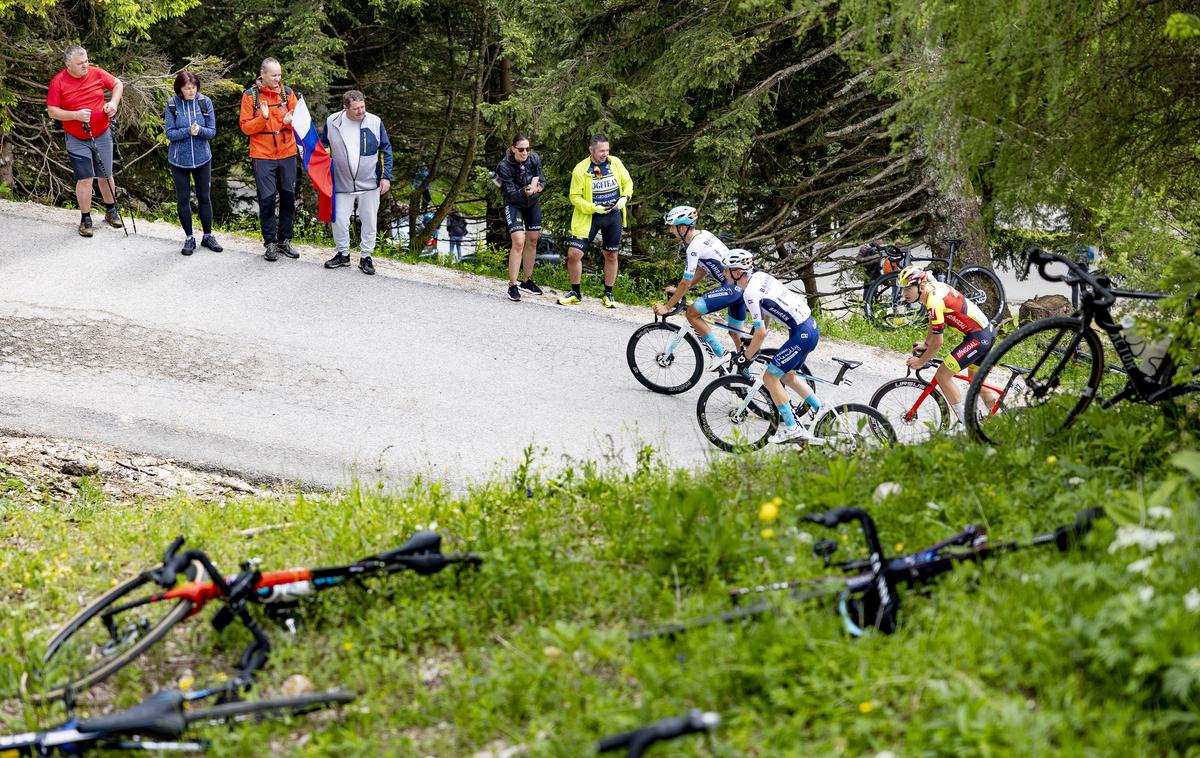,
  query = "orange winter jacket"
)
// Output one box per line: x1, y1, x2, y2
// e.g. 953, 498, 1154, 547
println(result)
238, 80, 299, 160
